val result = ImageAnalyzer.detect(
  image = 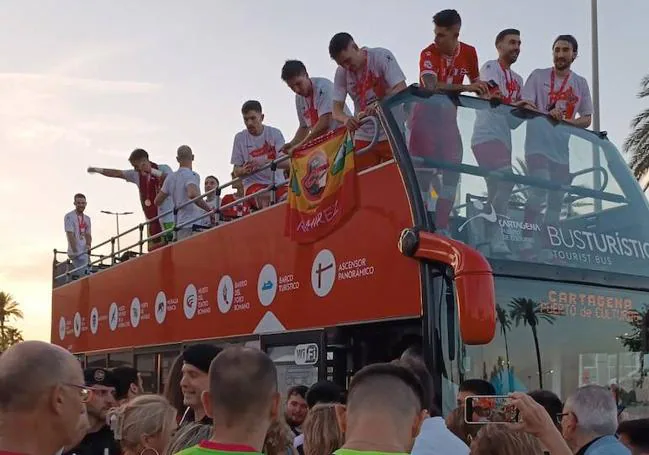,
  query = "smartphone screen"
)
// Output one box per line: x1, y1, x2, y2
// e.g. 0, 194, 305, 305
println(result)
464, 395, 520, 424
